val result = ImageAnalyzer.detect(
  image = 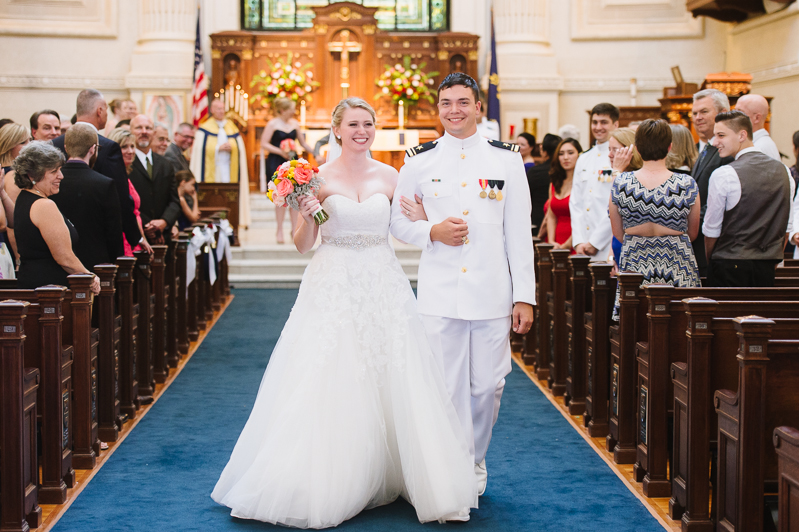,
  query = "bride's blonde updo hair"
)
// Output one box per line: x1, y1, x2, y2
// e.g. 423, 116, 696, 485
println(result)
331, 98, 376, 145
